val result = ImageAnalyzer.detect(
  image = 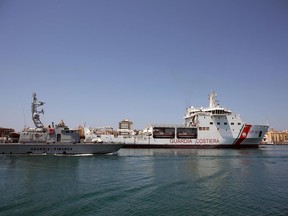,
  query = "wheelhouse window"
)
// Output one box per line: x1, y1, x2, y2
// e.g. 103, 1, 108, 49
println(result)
199, 127, 210, 131
176, 128, 197, 139
153, 127, 175, 139
211, 109, 232, 115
